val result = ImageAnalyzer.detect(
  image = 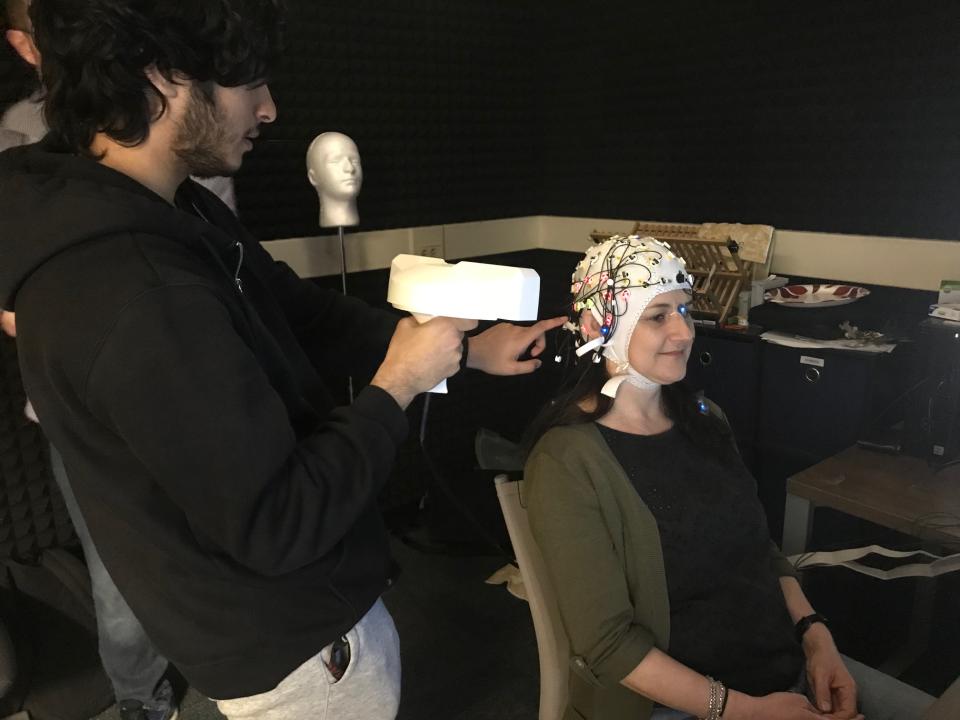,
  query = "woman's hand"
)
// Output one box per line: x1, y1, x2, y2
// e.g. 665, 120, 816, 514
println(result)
803, 624, 859, 718
777, 578, 859, 718
726, 689, 863, 720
